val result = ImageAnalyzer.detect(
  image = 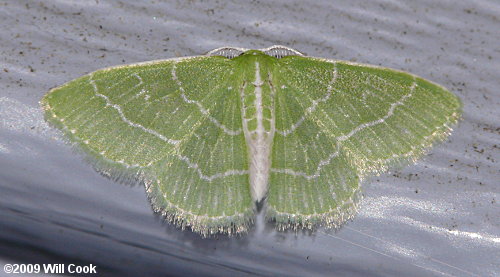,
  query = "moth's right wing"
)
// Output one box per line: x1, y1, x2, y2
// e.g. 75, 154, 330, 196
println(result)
267, 56, 460, 230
